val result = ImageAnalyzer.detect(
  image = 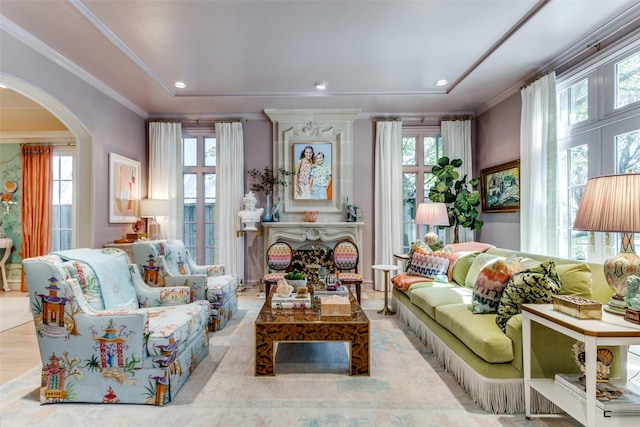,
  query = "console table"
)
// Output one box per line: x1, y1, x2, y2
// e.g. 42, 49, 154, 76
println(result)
0, 237, 12, 291
522, 303, 640, 426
